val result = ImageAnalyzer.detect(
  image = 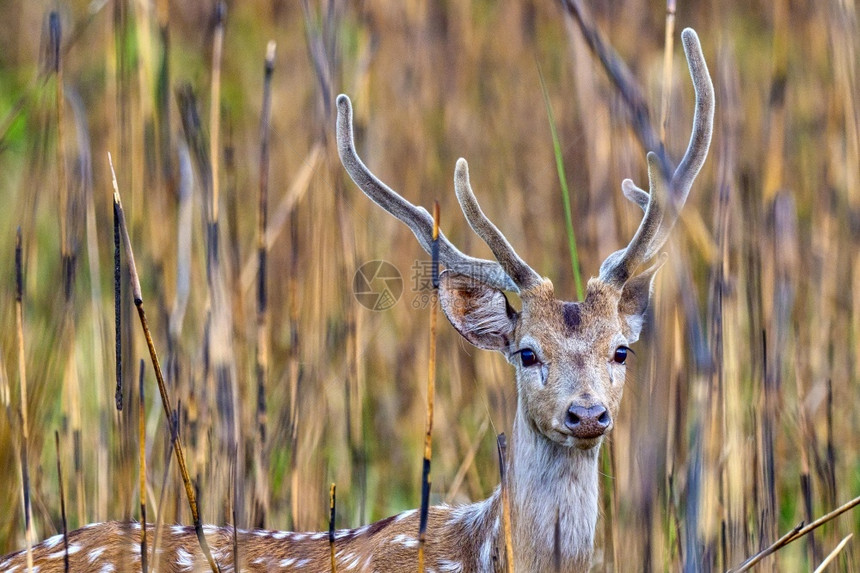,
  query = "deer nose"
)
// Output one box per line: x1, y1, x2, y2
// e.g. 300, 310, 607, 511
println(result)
565, 404, 611, 439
